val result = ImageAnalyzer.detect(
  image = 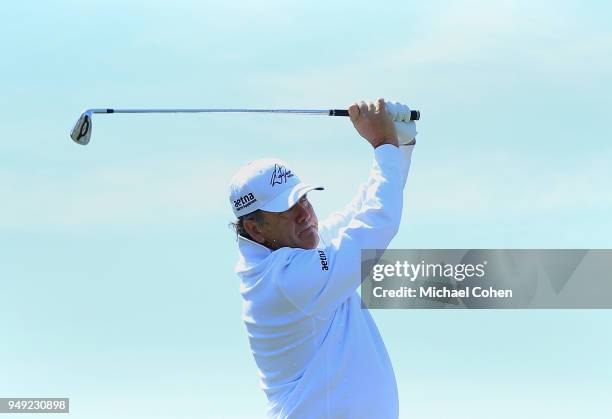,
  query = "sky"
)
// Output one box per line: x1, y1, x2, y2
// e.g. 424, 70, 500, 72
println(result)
1, 1, 611, 418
